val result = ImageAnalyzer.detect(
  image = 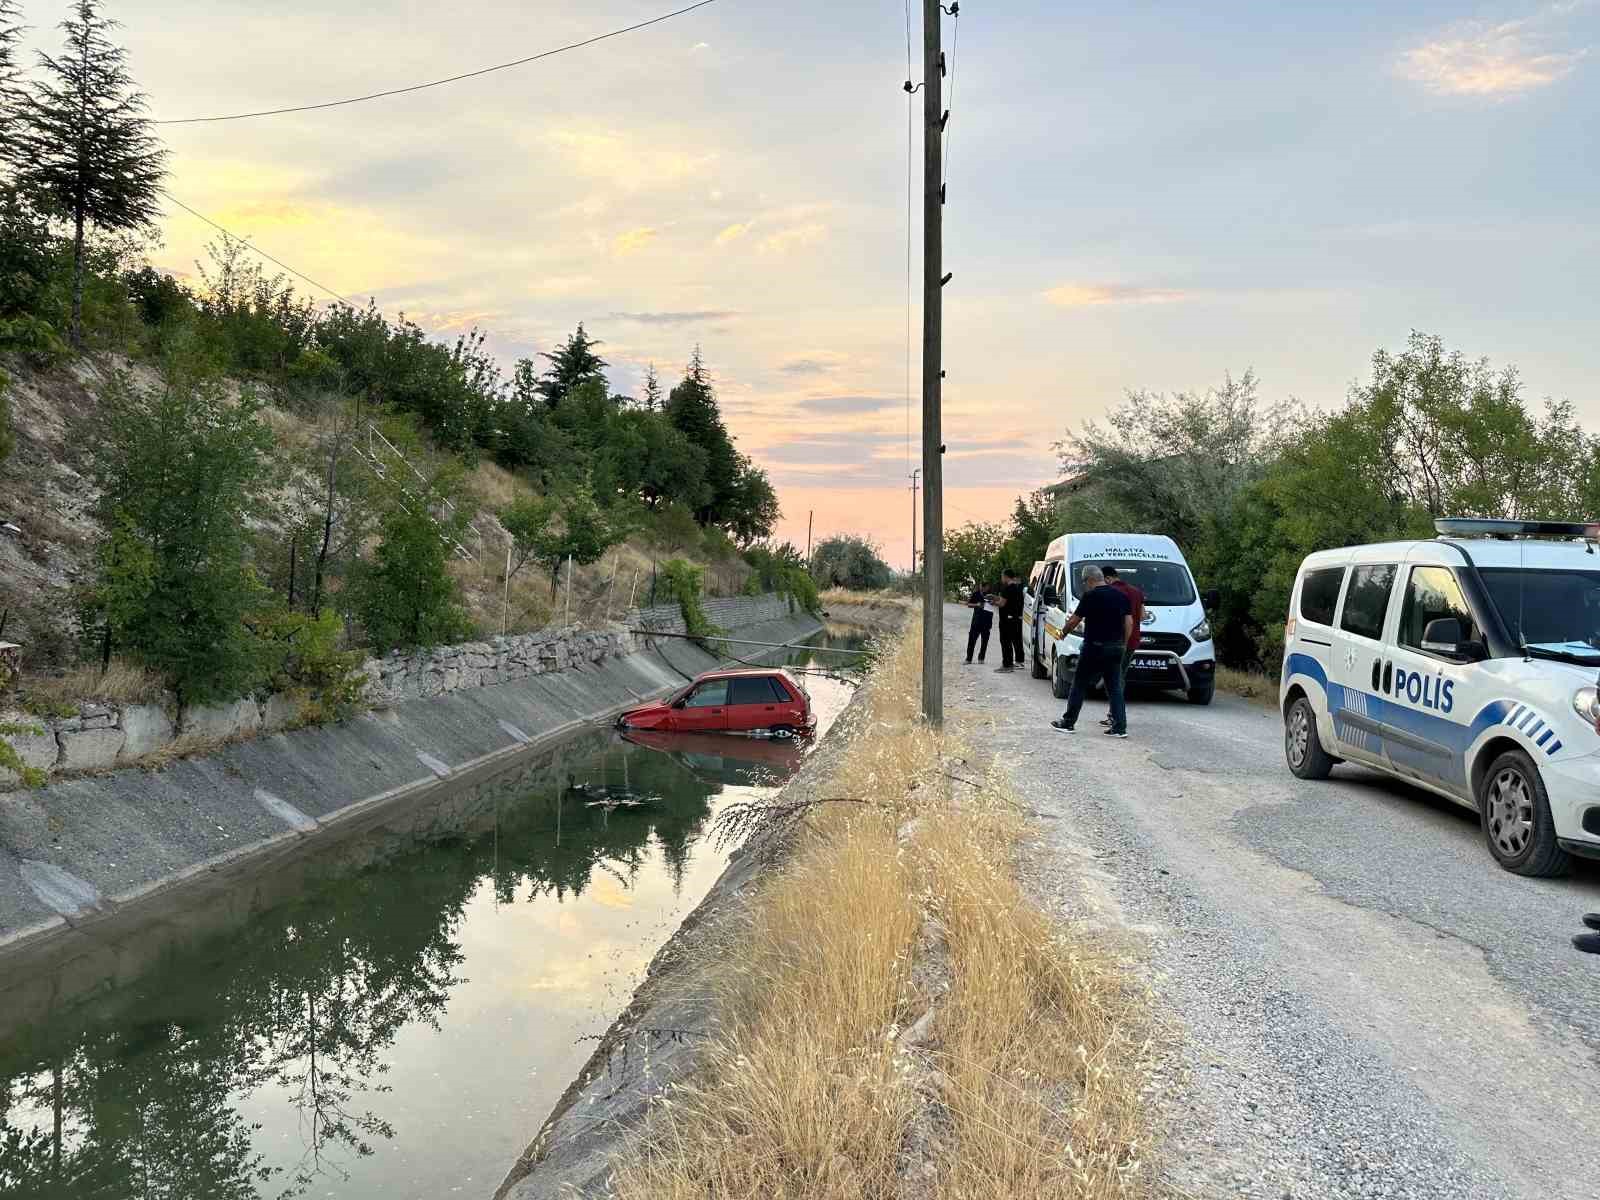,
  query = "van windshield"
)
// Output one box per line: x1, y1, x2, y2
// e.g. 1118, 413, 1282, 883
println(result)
1480, 567, 1600, 664
1070, 560, 1196, 606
